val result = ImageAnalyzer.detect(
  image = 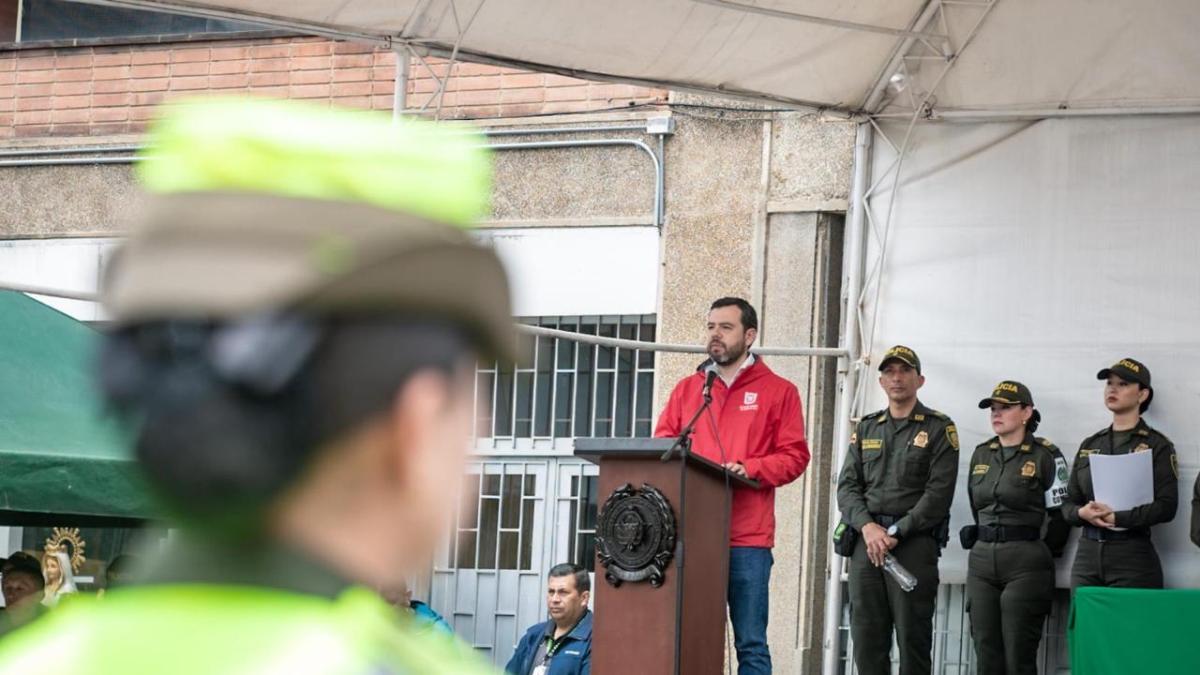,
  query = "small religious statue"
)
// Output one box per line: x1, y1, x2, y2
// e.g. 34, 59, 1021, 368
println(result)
42, 527, 86, 606
41, 547, 79, 606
